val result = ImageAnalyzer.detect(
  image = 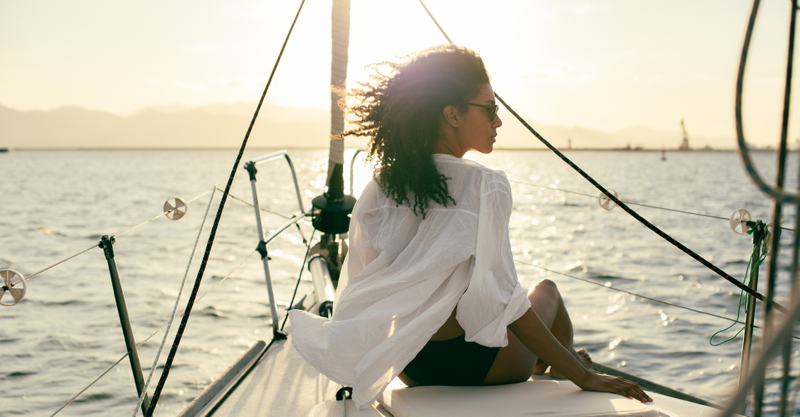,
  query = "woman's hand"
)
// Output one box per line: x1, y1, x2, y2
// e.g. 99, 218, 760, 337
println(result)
577, 372, 653, 403
508, 310, 652, 403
